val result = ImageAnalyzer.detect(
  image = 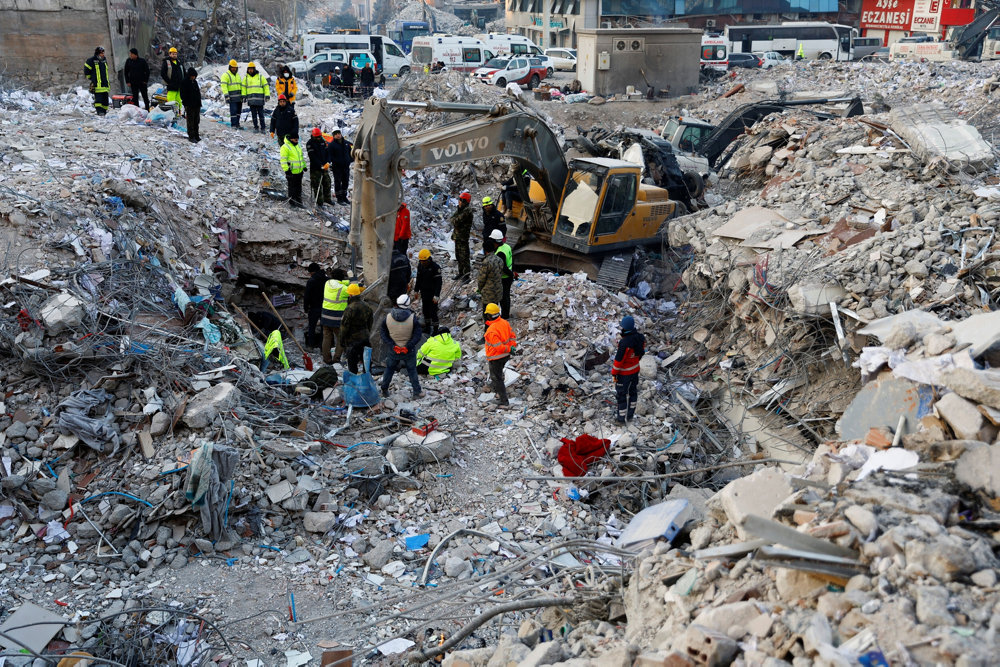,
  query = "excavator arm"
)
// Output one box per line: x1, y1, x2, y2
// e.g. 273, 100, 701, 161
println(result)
350, 96, 568, 284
